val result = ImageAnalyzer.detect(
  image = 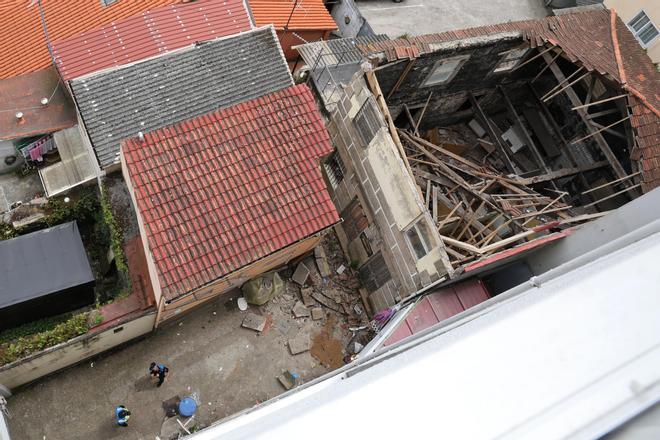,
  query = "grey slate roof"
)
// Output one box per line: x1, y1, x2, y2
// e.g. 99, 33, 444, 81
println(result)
0, 222, 94, 309
71, 26, 293, 169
